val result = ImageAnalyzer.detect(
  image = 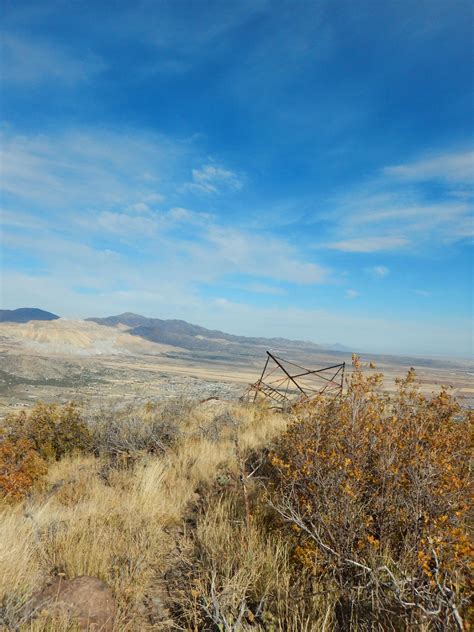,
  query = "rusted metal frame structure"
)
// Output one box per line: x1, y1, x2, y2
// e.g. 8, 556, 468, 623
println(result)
246, 350, 345, 408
